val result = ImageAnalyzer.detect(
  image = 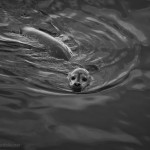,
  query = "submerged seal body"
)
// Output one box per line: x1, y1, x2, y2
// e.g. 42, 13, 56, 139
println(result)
22, 26, 93, 92
22, 26, 74, 61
